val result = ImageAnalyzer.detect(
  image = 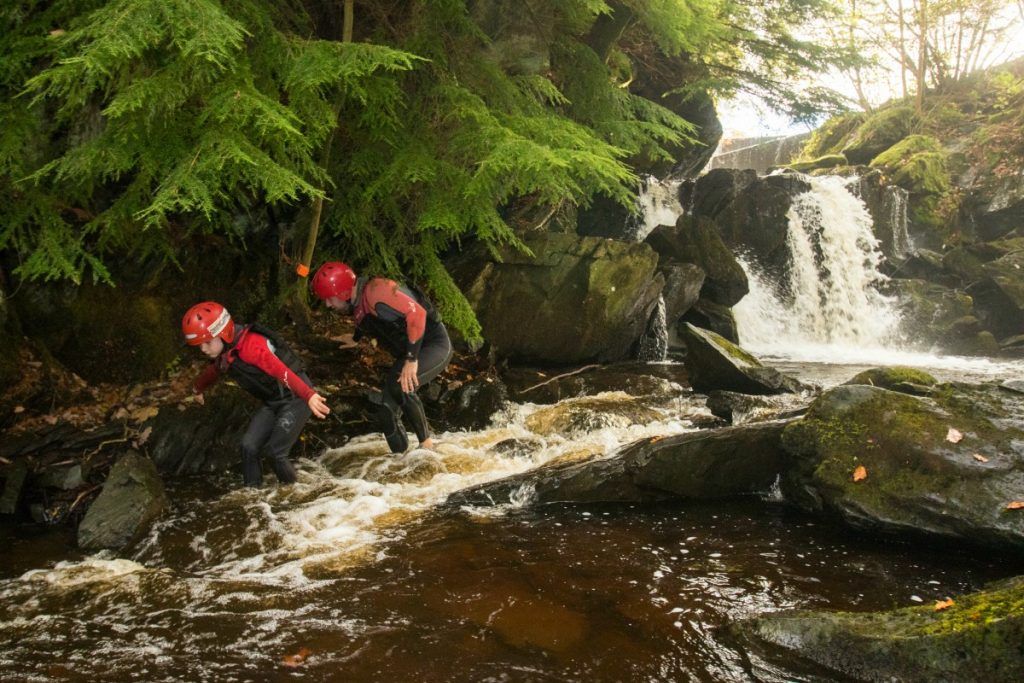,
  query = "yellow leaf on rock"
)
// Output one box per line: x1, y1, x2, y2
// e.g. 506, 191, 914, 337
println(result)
1007, 501, 1024, 510
972, 453, 989, 463
946, 427, 963, 443
934, 598, 955, 611
853, 465, 867, 482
